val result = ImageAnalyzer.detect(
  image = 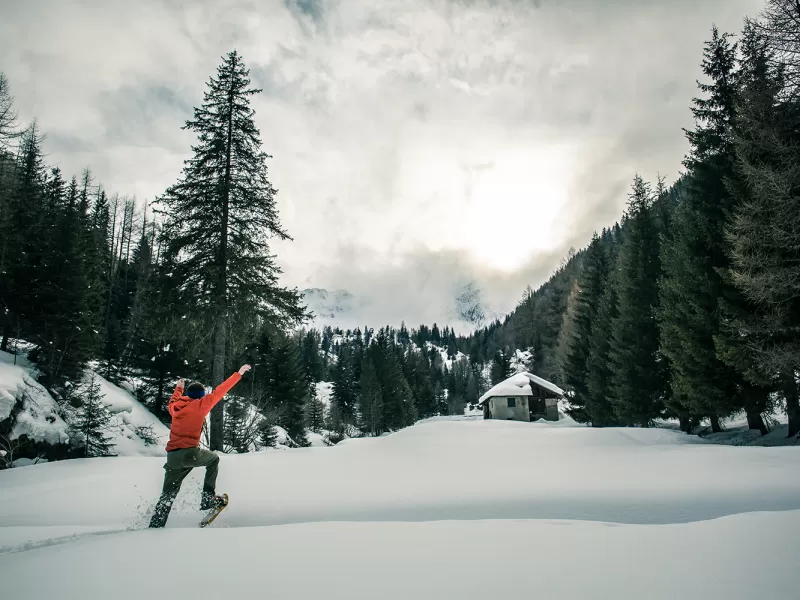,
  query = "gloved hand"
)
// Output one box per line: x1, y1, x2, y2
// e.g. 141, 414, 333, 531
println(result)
238, 364, 251, 376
